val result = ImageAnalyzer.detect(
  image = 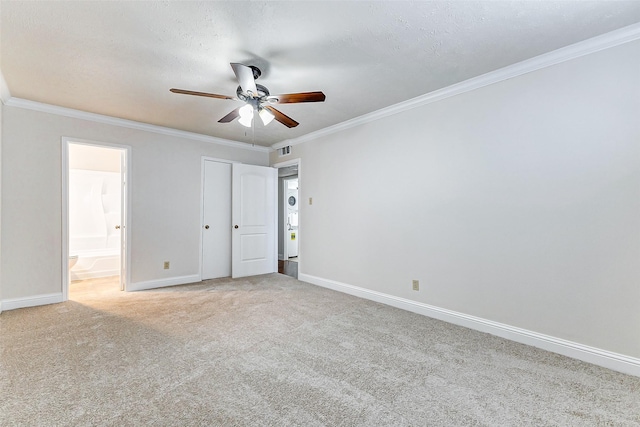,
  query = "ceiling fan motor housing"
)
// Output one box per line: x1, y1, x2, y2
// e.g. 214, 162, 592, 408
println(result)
236, 83, 270, 102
